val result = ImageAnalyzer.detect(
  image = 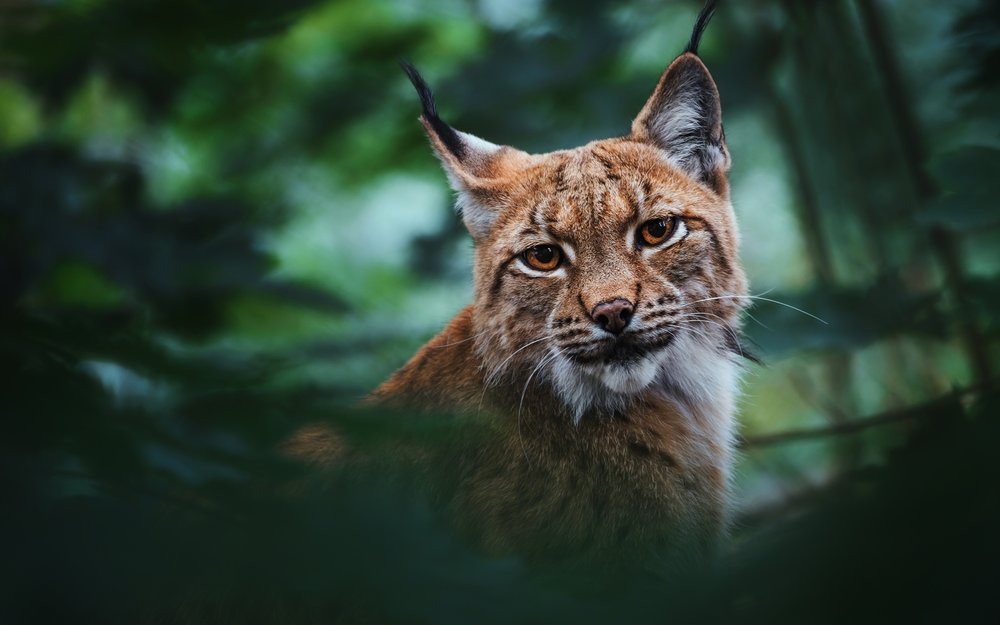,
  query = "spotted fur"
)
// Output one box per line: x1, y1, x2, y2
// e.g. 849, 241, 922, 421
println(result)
370, 6, 747, 565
